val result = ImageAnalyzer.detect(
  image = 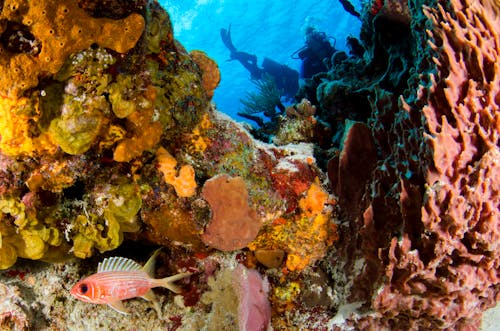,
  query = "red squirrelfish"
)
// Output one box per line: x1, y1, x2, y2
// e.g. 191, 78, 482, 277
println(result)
70, 249, 190, 315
